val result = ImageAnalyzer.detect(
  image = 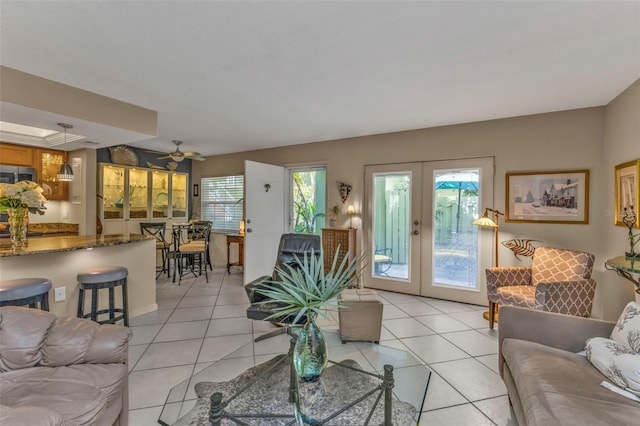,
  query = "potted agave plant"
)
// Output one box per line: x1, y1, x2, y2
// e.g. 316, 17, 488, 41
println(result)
256, 248, 364, 382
